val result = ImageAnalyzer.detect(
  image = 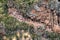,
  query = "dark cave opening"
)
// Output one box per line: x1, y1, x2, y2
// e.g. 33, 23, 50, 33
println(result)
58, 0, 60, 2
